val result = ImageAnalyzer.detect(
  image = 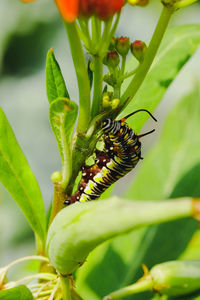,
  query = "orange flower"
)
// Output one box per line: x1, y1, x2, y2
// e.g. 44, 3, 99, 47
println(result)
21, 0, 124, 22
55, 0, 79, 23
55, 0, 124, 22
